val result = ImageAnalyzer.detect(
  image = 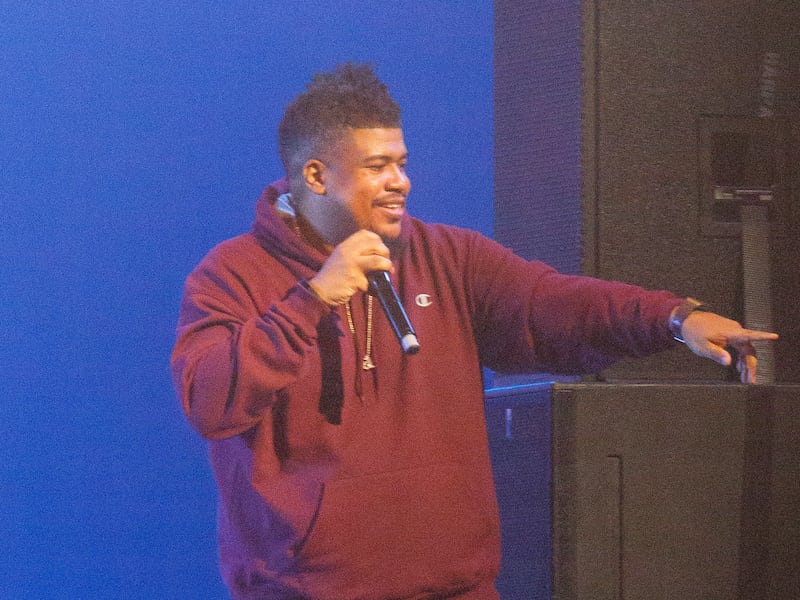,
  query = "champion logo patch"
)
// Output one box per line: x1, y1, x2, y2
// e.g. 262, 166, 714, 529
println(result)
415, 293, 433, 307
